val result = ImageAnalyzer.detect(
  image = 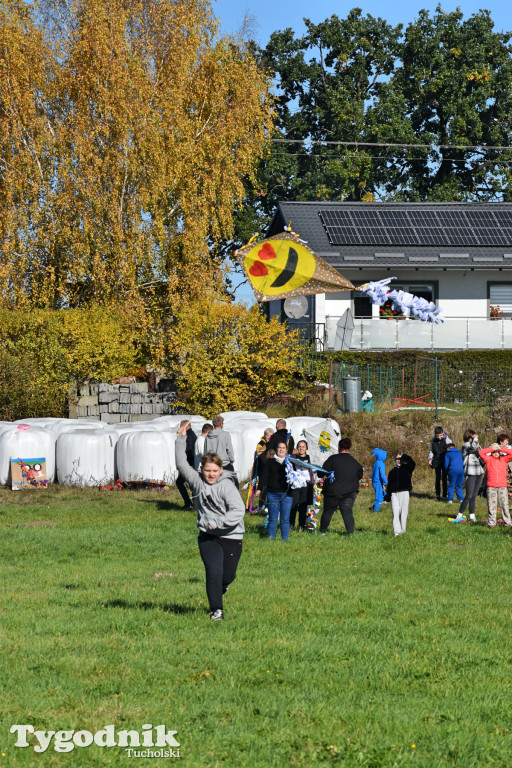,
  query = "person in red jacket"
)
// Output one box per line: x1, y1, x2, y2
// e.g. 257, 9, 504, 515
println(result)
478, 443, 512, 528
